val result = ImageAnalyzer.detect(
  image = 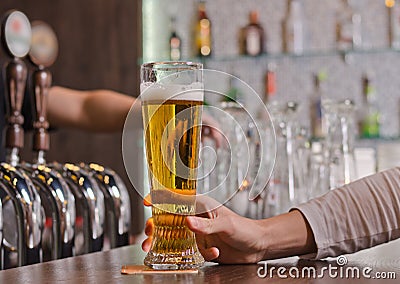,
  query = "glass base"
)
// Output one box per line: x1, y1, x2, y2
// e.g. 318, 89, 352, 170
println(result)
144, 251, 204, 270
